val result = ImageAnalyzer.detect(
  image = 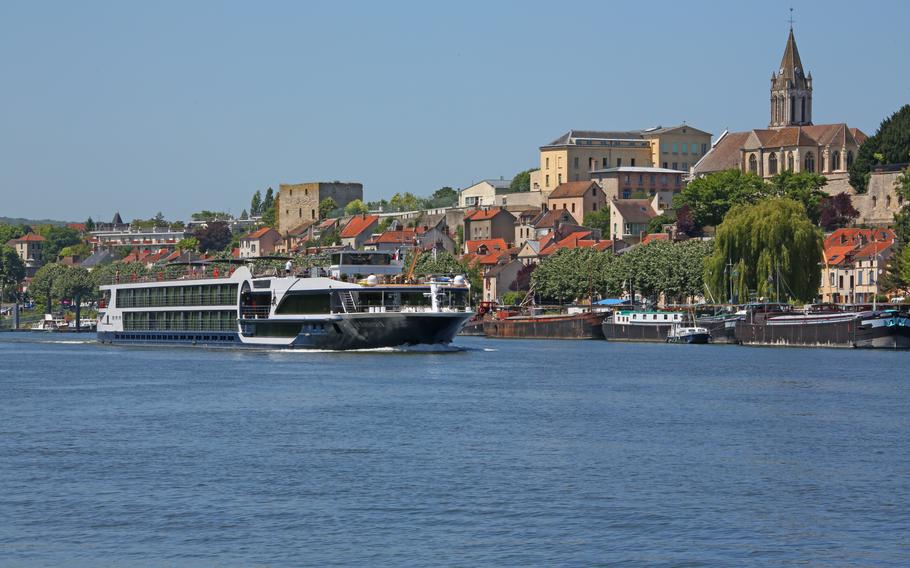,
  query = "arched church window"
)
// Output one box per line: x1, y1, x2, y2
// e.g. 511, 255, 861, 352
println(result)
748, 154, 757, 173
787, 152, 794, 171
768, 153, 778, 175
831, 151, 840, 171
847, 151, 854, 168
804, 152, 815, 173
